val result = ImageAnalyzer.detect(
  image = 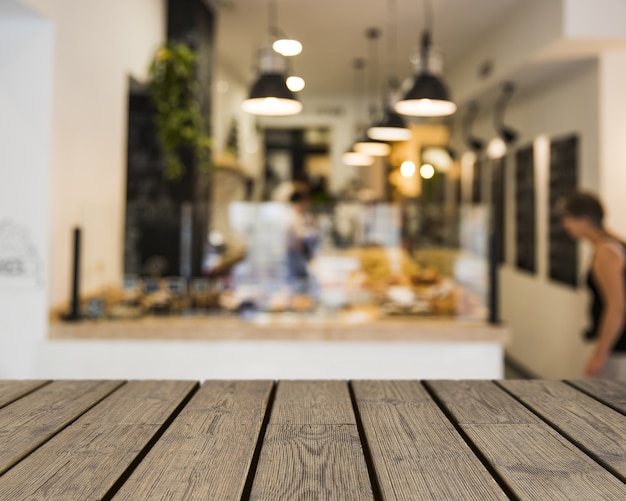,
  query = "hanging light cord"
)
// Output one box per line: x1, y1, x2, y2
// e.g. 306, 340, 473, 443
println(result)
387, 0, 398, 88
353, 58, 367, 132
366, 28, 381, 120
420, 0, 434, 71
